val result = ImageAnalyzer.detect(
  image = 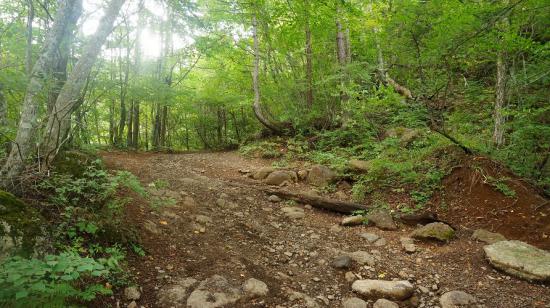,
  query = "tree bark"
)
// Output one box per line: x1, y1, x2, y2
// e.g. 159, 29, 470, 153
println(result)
262, 188, 368, 214
25, 0, 34, 76
1, 0, 82, 186
304, 0, 314, 108
0, 82, 8, 154
493, 47, 507, 147
41, 0, 126, 165
251, 15, 283, 134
